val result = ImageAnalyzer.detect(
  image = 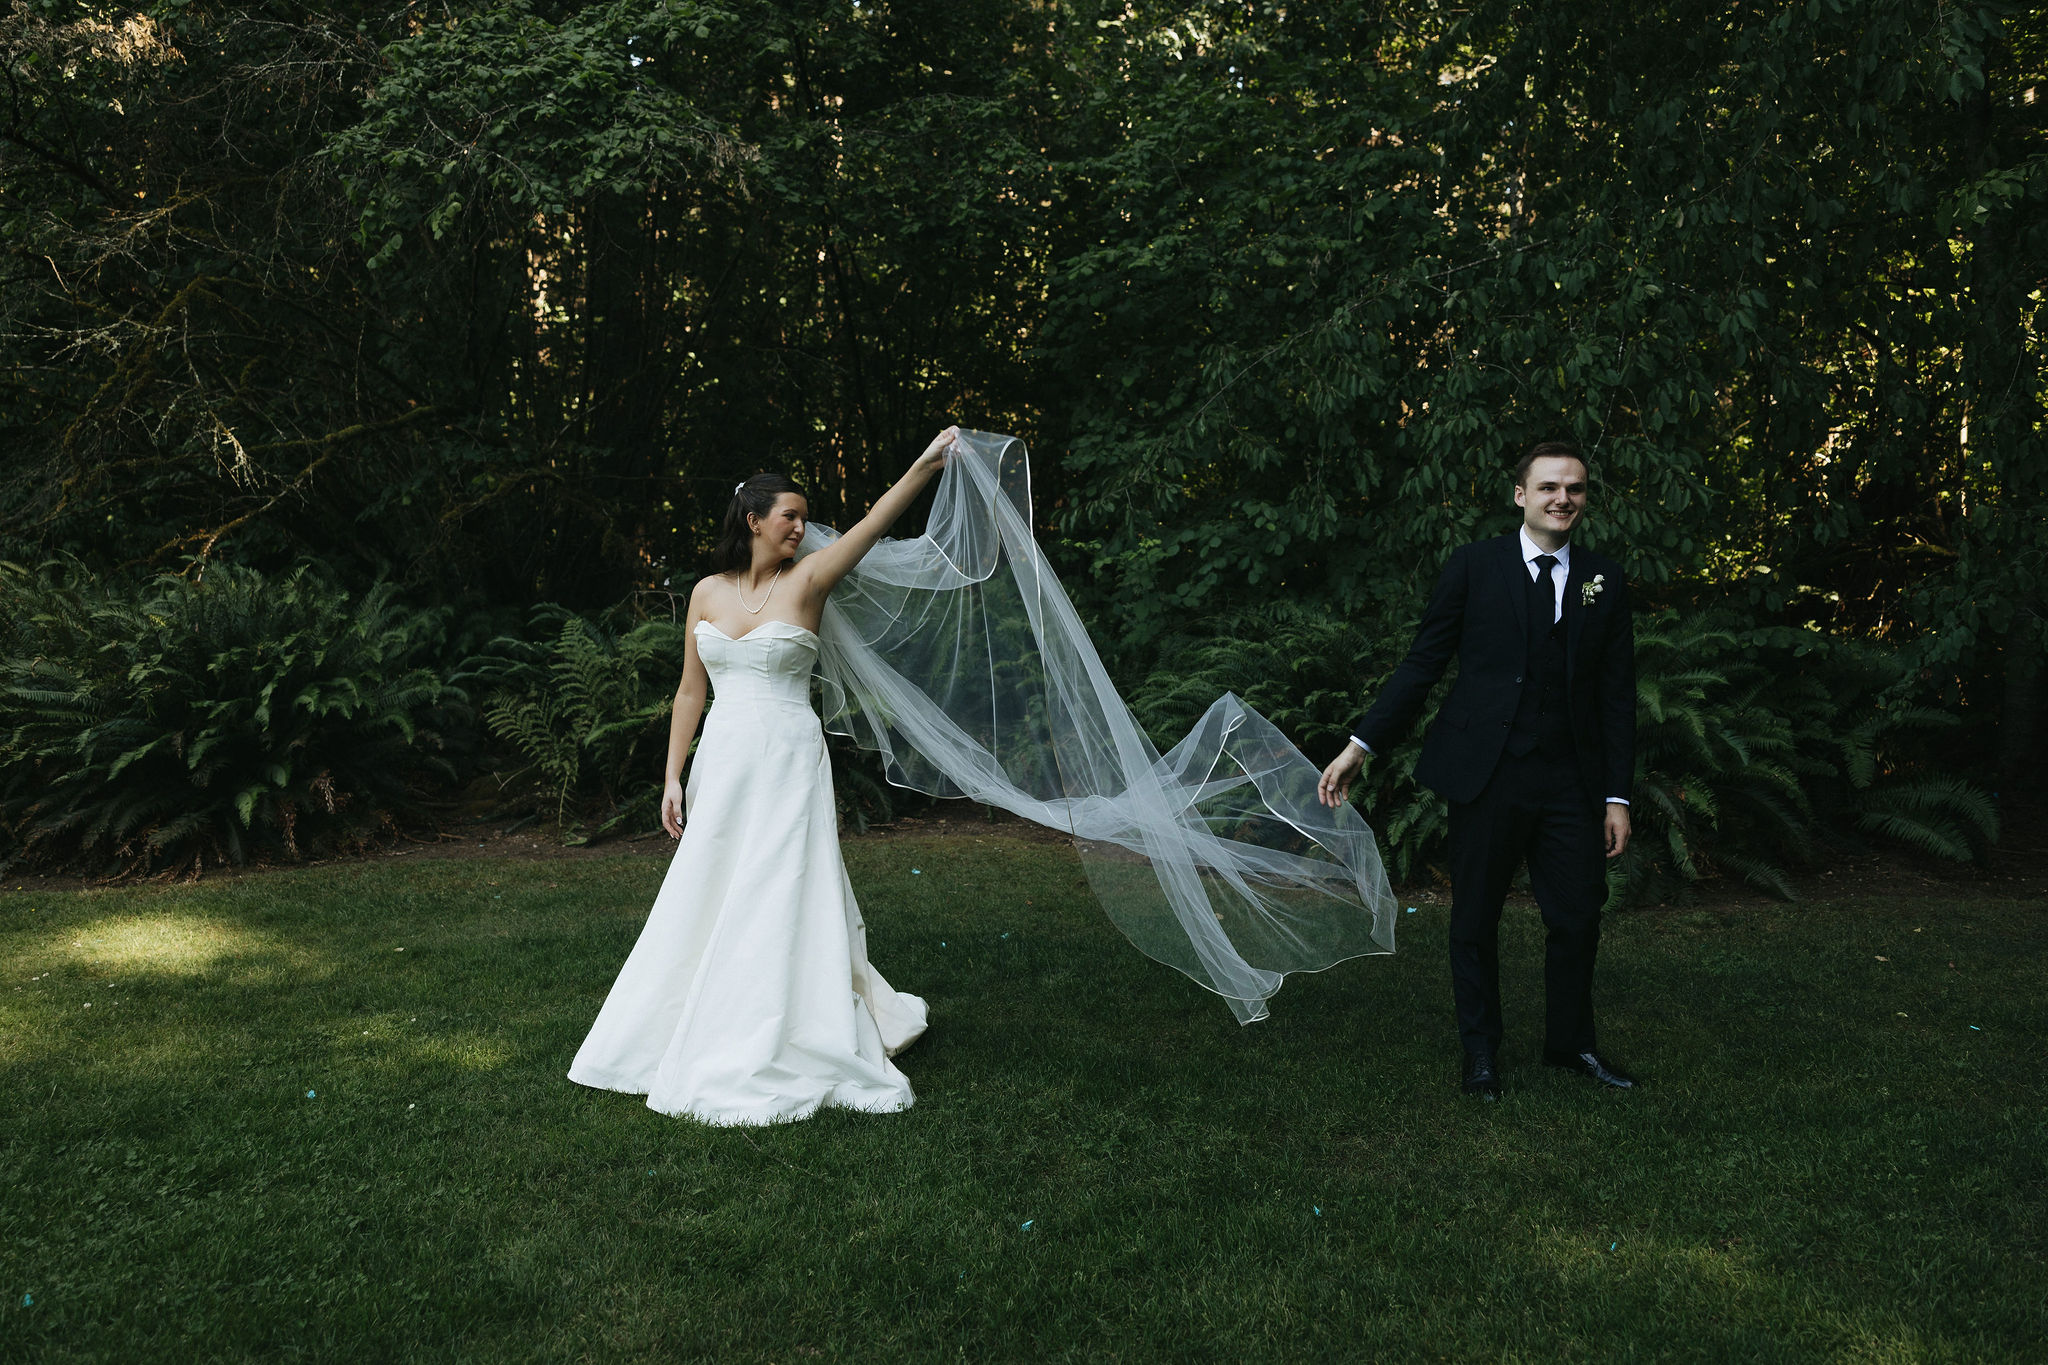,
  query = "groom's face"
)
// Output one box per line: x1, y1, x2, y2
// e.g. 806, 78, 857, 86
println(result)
1514, 457, 1589, 540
